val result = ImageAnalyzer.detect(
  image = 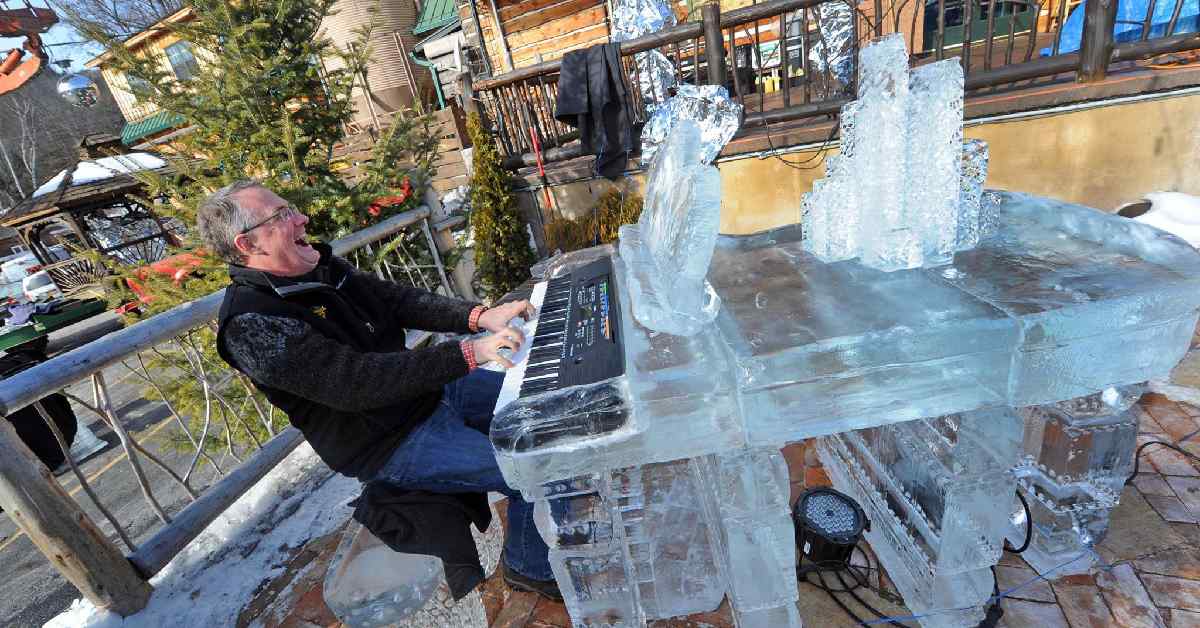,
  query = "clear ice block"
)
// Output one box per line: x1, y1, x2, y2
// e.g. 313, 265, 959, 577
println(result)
905, 59, 964, 266
934, 193, 1200, 405
532, 459, 733, 624
817, 408, 1022, 628
624, 120, 723, 336
956, 139, 990, 250
710, 228, 1018, 446
1011, 386, 1144, 575
491, 249, 741, 494
692, 448, 798, 617
323, 516, 498, 627
800, 35, 994, 272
